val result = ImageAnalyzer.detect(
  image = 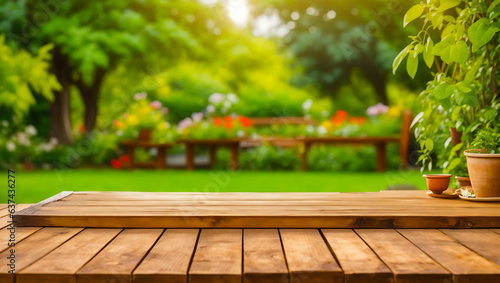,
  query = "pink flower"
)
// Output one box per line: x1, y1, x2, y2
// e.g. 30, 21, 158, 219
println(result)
366, 103, 389, 117
161, 107, 169, 115
150, 100, 162, 110
177, 117, 193, 131
191, 112, 204, 122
